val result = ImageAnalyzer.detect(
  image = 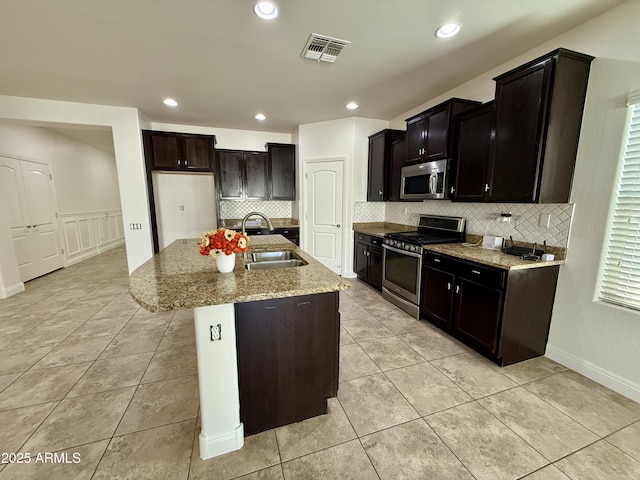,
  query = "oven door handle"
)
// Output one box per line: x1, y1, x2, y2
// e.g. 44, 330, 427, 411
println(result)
383, 244, 423, 259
